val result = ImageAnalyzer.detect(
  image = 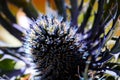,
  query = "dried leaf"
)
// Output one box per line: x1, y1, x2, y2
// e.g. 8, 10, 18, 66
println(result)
7, 1, 19, 16
32, 0, 46, 14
